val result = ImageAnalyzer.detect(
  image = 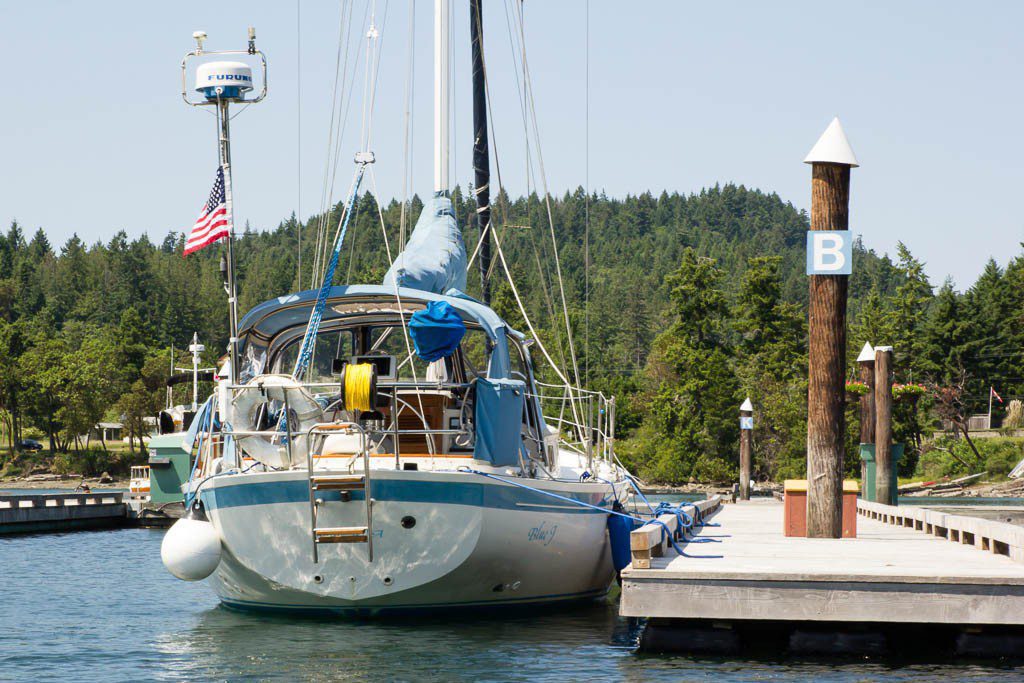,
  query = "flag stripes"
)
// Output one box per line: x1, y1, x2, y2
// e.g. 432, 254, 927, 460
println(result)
184, 167, 230, 256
